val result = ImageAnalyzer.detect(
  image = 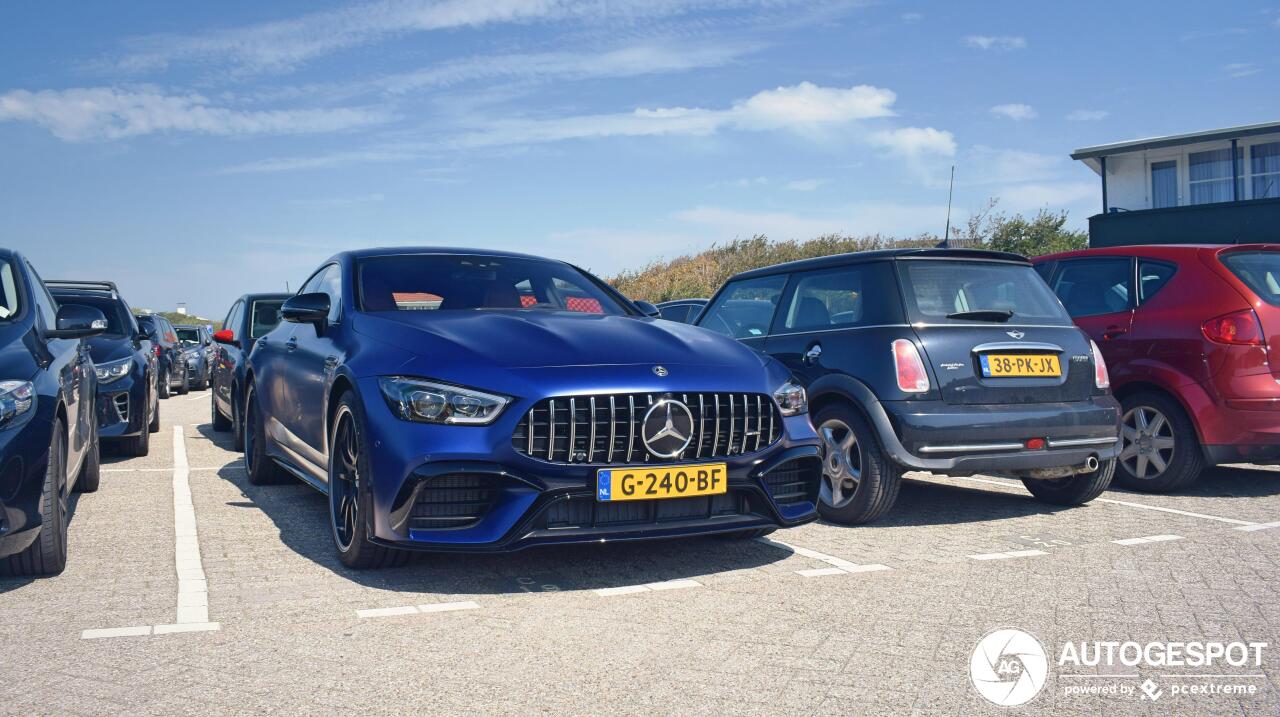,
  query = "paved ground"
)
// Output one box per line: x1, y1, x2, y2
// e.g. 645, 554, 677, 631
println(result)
2, 391, 1278, 716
